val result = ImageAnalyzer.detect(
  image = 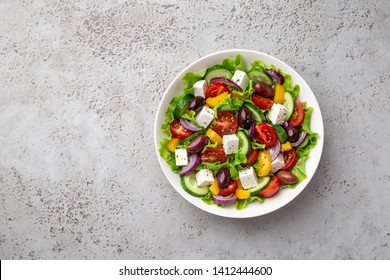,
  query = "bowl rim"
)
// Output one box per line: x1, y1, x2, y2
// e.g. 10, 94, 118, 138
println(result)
154, 49, 324, 218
